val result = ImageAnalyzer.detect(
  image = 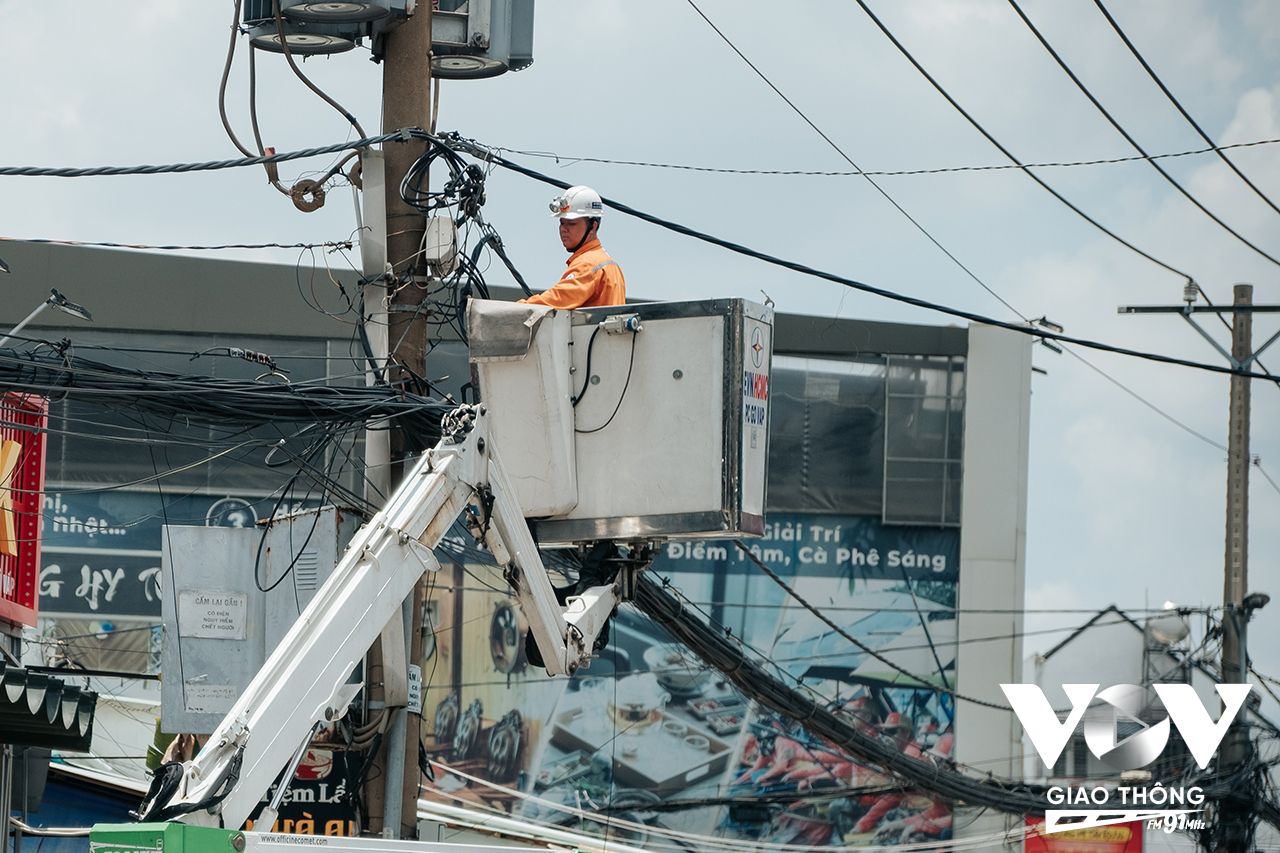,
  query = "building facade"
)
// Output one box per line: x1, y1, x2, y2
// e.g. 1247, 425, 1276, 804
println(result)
2, 240, 1031, 848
